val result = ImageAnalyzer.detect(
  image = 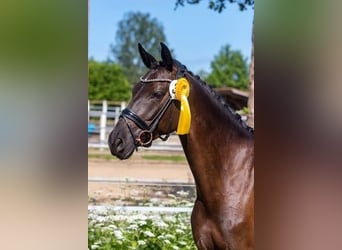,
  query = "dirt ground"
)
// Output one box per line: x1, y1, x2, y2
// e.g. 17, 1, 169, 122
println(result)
88, 149, 194, 205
